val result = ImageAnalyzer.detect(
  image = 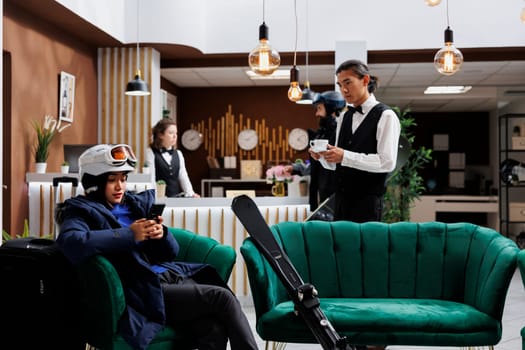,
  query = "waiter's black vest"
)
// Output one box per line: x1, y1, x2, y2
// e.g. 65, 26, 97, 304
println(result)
336, 103, 391, 196
153, 148, 181, 197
